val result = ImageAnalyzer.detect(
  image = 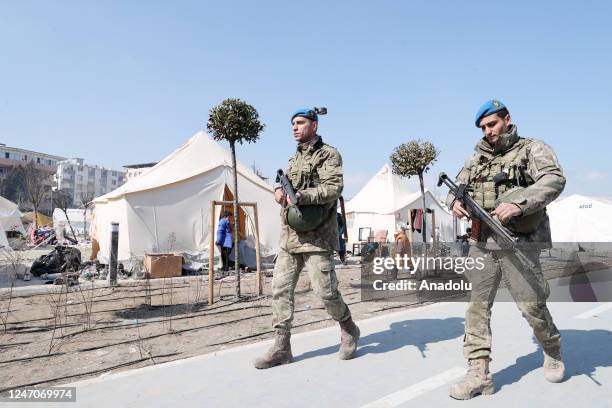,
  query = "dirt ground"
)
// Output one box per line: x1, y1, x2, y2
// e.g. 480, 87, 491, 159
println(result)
0, 261, 430, 391
1, 247, 608, 392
